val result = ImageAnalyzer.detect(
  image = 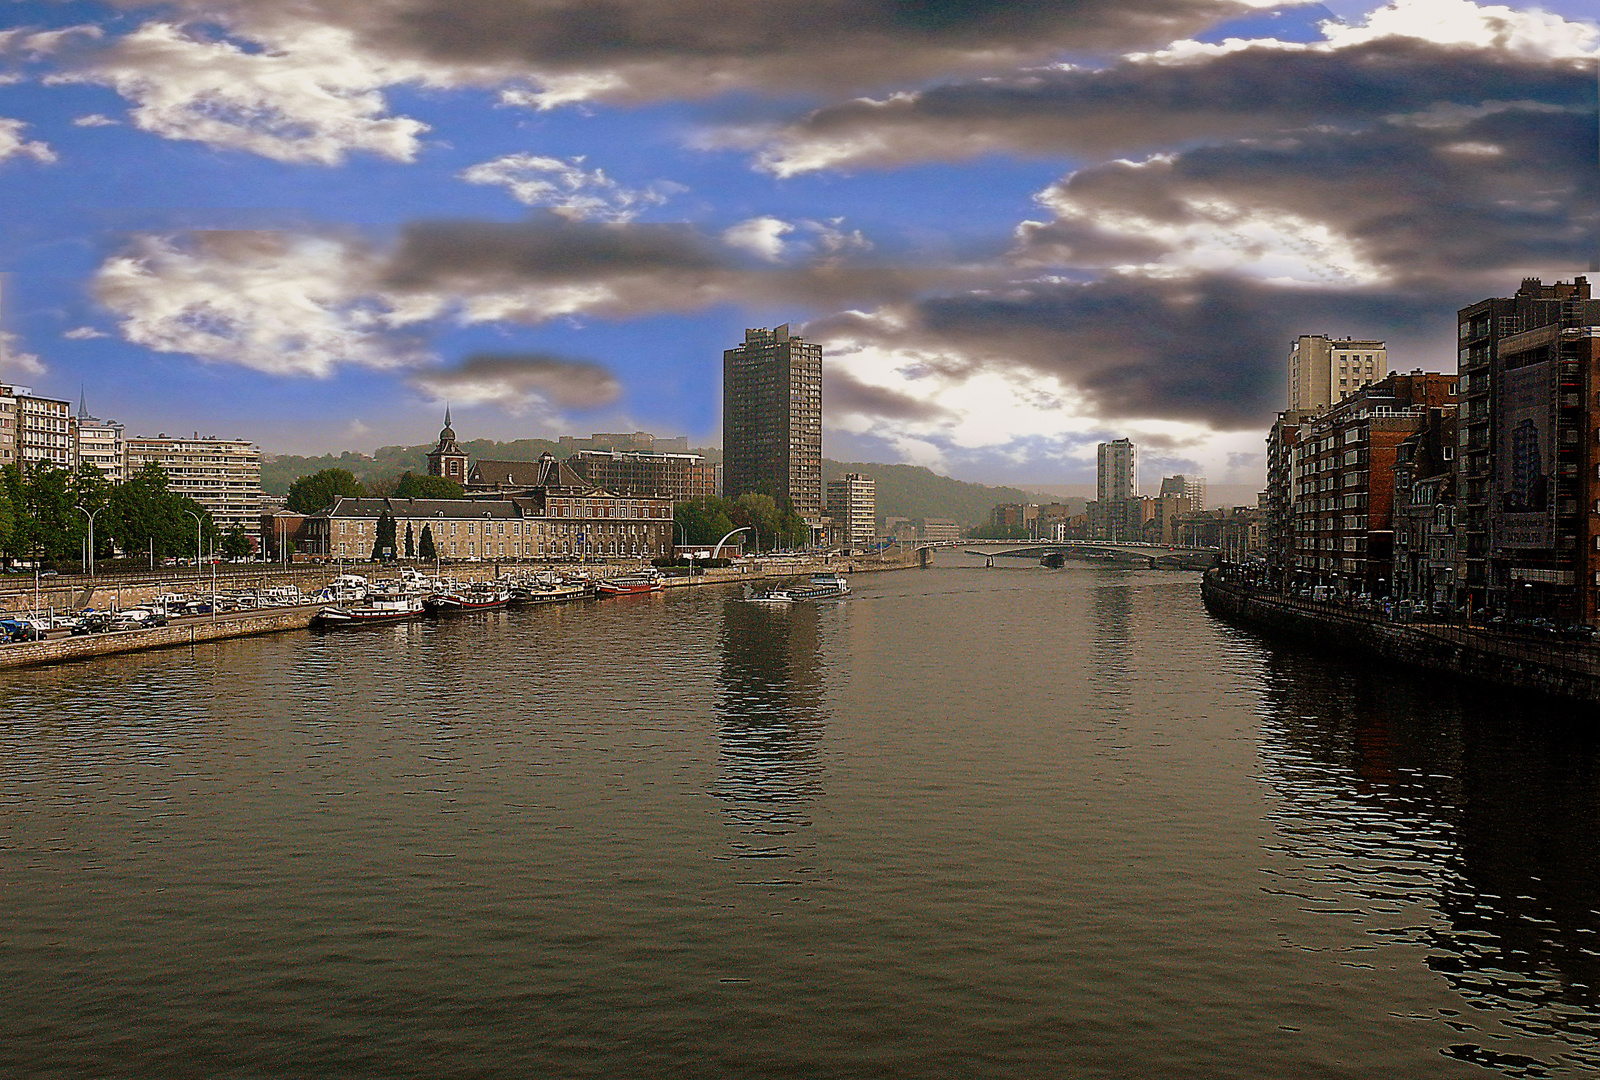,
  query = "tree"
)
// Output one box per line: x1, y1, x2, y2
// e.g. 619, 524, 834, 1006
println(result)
370, 511, 397, 561
418, 522, 437, 561
104, 462, 216, 564
286, 468, 364, 514
222, 523, 252, 559
674, 498, 736, 546
404, 522, 415, 558
392, 471, 464, 500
